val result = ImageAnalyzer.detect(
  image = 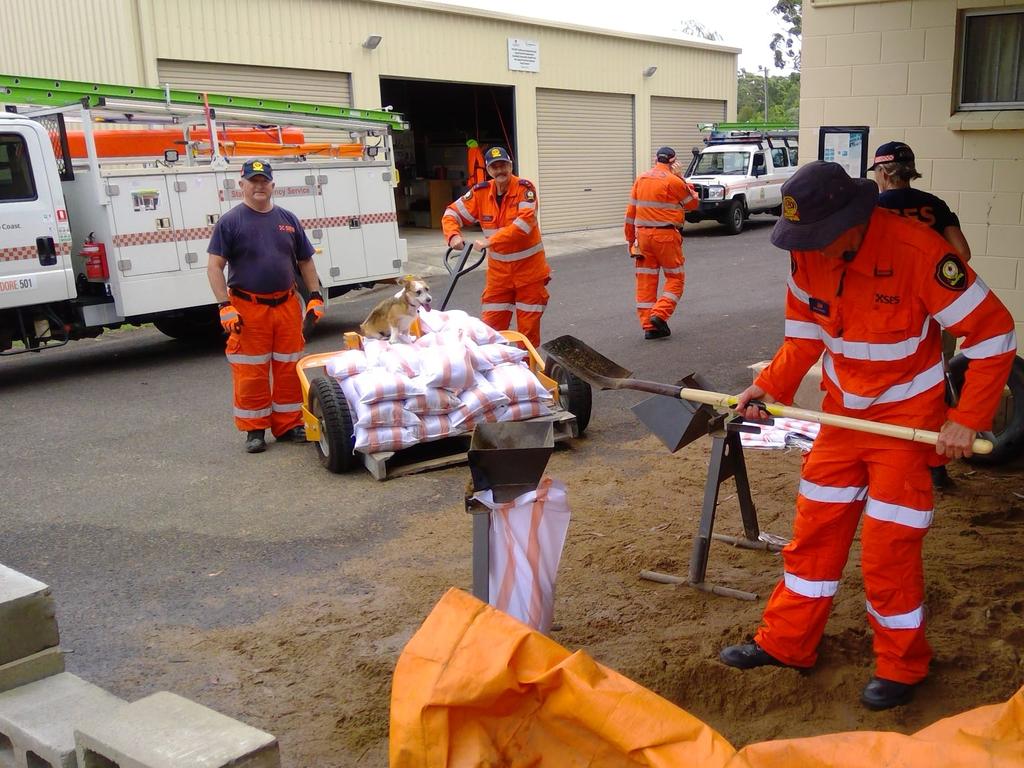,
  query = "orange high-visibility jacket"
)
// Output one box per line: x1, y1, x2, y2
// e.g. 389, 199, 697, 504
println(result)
757, 208, 1017, 433
442, 176, 550, 288
467, 146, 487, 185
624, 162, 699, 244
